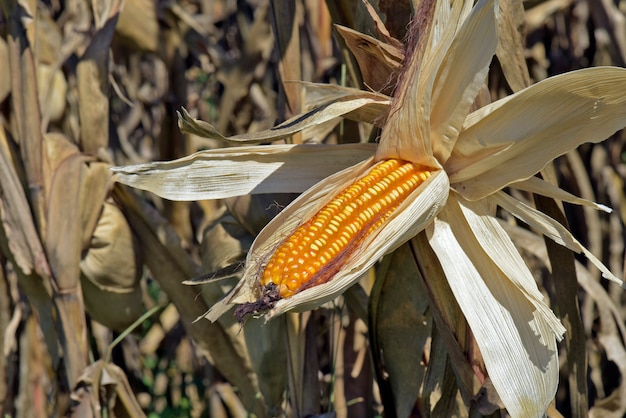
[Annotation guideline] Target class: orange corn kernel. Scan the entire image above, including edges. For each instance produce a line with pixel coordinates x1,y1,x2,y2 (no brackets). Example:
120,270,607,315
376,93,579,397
261,159,432,298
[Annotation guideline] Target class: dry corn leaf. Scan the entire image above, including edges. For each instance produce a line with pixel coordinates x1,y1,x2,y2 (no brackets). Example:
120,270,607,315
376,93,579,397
298,81,386,111
491,191,620,284
534,191,589,416
77,2,121,154
7,0,46,231
112,143,376,200
362,0,404,49
177,89,388,144
37,64,67,123
79,162,112,247
43,132,91,385
80,202,143,331
335,25,403,94
198,213,251,309
0,128,60,368
502,220,626,417
448,68,626,197
70,360,146,418
0,127,50,279
495,0,531,92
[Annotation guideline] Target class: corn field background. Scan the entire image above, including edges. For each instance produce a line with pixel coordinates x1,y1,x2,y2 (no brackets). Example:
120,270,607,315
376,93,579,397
1,0,625,417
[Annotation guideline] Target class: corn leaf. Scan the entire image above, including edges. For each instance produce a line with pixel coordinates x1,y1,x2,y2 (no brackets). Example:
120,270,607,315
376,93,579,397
448,67,626,198
112,143,375,200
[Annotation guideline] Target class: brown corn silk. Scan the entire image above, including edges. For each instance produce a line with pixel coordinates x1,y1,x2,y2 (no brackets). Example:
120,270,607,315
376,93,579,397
261,158,432,298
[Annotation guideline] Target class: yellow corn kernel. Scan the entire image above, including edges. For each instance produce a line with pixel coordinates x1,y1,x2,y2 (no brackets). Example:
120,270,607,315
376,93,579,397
261,159,432,298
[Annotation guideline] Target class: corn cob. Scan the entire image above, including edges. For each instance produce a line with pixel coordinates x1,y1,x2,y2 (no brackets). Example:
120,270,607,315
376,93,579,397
261,159,432,298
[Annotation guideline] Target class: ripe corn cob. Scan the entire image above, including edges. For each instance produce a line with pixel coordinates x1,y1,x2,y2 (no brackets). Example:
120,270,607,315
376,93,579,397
261,159,432,298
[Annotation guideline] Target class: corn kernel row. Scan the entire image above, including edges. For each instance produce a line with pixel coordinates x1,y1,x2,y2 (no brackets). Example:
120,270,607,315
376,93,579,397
261,159,432,297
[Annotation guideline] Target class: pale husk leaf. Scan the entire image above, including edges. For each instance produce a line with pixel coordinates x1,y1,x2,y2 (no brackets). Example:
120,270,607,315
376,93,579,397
335,24,403,94
376,0,494,167
510,176,611,213
112,143,375,200
457,195,565,338
206,165,449,321
491,190,623,285
429,0,497,164
177,89,389,144
427,197,560,418
448,67,626,198
298,81,390,113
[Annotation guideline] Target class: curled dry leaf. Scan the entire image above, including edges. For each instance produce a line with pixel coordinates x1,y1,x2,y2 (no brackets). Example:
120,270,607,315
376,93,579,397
70,360,146,418
335,25,404,94
80,202,144,331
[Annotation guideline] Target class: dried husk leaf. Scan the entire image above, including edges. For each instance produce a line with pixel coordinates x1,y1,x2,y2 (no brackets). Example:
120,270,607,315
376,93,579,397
377,0,497,166
299,81,389,114
427,194,561,418
177,89,389,144
457,197,566,337
491,191,622,285
502,221,626,418
112,143,376,200
510,176,611,213
335,25,403,94
448,67,626,197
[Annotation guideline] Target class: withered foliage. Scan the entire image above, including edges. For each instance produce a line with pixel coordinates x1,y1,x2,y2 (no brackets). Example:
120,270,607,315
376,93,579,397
0,0,624,417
